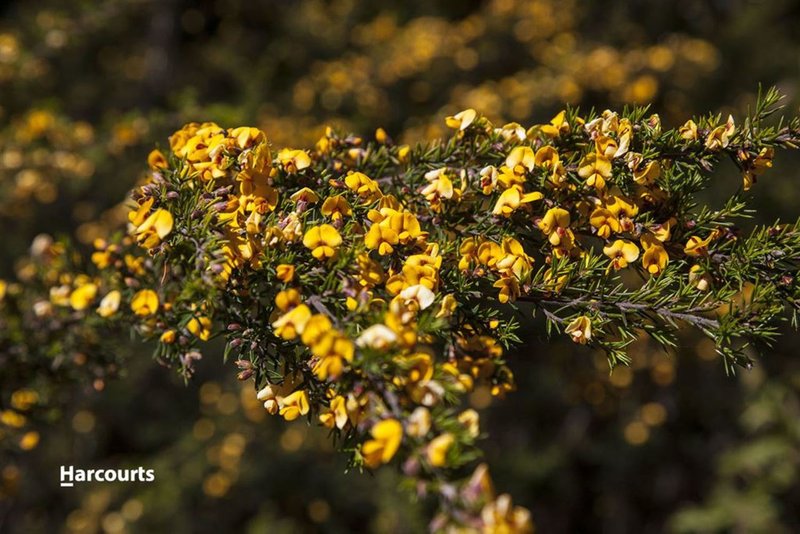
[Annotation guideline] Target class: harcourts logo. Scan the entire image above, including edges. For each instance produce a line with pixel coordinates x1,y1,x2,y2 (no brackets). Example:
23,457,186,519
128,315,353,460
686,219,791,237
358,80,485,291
60,465,155,488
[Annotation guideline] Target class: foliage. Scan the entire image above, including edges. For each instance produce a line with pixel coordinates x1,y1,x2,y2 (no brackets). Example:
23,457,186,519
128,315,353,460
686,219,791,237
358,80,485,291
3,88,800,531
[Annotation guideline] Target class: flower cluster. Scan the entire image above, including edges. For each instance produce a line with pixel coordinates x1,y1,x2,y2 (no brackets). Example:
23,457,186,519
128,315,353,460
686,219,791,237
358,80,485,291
3,89,800,532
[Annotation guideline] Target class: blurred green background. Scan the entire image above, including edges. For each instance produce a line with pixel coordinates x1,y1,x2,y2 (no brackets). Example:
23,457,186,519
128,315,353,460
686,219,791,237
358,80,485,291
1,0,800,532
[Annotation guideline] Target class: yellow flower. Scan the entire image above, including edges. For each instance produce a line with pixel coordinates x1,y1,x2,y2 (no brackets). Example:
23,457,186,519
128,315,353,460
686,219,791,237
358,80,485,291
741,147,775,190
650,218,675,242
279,390,310,421
319,395,348,429
497,122,527,142
604,189,640,219
344,171,382,203
131,289,159,316
69,282,97,311
590,208,621,239
421,168,458,210
534,146,559,168
493,276,520,304
537,110,569,138
91,250,113,269
578,152,612,190
320,195,352,221
356,324,398,350
398,284,436,311
301,313,333,345
367,209,422,247
595,135,619,158
492,188,543,217
633,160,661,185
436,294,458,318
375,127,389,144
407,407,431,438
96,290,121,317
276,264,295,283
289,187,320,205
134,209,174,249
160,330,176,344
679,119,698,140
365,223,399,255
689,265,712,291
362,419,403,468
272,304,312,340
277,148,311,173
538,207,570,237
19,431,40,451
705,115,735,151
312,339,353,380
275,288,301,311
565,316,592,344
303,224,343,260
257,377,297,415
147,149,168,169
187,316,212,341
445,108,477,131
0,409,26,428
603,240,640,270
481,494,534,534
505,146,535,174
128,197,154,227
426,433,455,467
356,253,385,287
0,279,6,302
229,126,267,149
641,234,669,275
538,207,574,249
458,409,480,438
535,146,567,186
495,237,533,281
397,144,411,163
396,353,435,387
684,235,712,257
11,389,39,411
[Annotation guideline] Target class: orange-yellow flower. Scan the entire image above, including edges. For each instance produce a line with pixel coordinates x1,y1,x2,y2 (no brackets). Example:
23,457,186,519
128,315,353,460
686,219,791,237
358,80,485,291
492,188,543,217
505,146,535,174
590,208,621,239
344,172,382,203
289,187,320,205
303,224,342,260
319,395,348,429
362,419,403,468
426,433,455,467
445,108,477,131
279,390,310,421
276,264,295,283
133,208,174,249
537,110,569,138
187,316,212,341
131,289,159,316
96,290,121,318
603,240,640,270
565,316,592,344
684,235,712,257
641,234,669,275
365,224,399,255
69,282,97,311
320,195,352,221
272,304,312,340
277,148,311,172
705,115,735,151
578,152,612,190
